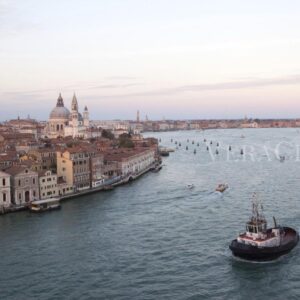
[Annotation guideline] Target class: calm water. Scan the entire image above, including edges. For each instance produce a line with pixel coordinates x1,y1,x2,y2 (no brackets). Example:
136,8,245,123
1,128,300,300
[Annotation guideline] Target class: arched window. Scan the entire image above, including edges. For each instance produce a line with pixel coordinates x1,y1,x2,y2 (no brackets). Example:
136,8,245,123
61,124,63,130
57,124,60,131
2,178,5,186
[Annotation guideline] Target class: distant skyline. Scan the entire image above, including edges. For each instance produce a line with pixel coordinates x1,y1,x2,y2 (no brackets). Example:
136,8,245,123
1,0,300,121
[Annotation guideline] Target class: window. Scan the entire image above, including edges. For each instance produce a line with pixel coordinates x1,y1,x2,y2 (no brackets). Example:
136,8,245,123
18,180,21,186
33,178,36,184
33,191,36,197
18,193,22,200
42,179,45,182
2,178,5,186
3,193,6,202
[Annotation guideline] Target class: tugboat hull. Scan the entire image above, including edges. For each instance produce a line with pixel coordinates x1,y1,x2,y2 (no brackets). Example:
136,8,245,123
229,227,299,261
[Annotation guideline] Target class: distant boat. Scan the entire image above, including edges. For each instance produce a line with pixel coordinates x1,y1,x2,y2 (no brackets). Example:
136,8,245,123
187,184,195,189
152,165,162,173
240,135,245,138
279,155,285,162
194,149,196,154
240,149,244,155
216,183,228,193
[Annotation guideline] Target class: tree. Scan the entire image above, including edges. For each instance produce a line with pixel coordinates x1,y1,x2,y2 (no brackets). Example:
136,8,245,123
101,129,115,140
119,133,134,148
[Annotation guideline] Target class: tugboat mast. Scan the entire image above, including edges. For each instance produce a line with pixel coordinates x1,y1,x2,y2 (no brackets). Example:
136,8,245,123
251,193,266,225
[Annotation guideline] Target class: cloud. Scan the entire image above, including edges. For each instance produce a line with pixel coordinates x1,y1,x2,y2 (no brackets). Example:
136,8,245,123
93,74,300,99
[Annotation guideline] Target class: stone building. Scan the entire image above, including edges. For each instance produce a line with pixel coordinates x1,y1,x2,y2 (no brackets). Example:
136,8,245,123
5,166,39,205
0,171,11,208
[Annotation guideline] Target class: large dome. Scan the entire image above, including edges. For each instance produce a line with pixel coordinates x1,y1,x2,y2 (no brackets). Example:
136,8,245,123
49,93,70,120
49,106,70,120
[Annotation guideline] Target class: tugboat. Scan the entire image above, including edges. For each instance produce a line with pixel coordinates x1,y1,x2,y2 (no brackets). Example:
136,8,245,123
229,194,299,261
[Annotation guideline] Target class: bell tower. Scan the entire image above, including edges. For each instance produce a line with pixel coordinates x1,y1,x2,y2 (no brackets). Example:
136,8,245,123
83,106,89,127
70,93,79,138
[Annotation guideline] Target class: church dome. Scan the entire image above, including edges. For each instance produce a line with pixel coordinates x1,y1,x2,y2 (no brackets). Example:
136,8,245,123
49,93,70,120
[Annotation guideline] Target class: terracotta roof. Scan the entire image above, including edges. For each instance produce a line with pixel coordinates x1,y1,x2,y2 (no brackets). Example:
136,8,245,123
5,165,32,176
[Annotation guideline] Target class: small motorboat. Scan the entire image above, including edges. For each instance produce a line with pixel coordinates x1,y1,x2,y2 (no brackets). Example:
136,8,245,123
216,183,228,193
279,155,285,162
229,194,299,261
103,185,115,191
187,184,195,189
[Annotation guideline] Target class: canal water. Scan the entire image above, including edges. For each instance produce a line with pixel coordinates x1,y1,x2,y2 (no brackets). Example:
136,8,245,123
1,128,300,299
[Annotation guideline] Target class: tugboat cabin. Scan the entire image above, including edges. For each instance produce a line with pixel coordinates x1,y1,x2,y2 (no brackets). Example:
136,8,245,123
237,196,281,247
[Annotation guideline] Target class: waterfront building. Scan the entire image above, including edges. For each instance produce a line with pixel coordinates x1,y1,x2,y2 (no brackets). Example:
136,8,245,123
57,146,100,192
90,152,105,188
0,171,12,208
57,177,74,197
39,170,59,200
104,148,156,177
5,166,39,205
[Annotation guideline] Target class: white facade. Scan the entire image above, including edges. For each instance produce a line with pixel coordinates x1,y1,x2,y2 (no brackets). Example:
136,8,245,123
6,167,39,205
121,149,155,176
0,171,11,208
39,170,59,200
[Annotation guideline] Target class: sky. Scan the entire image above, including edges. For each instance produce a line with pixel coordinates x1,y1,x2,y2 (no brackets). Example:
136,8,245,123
1,0,300,121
